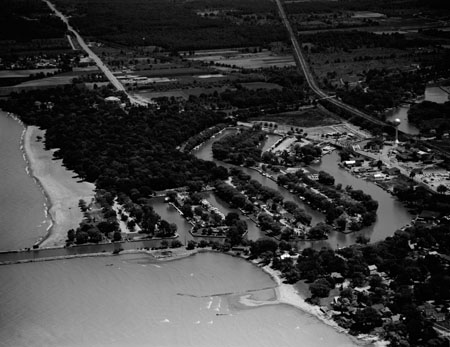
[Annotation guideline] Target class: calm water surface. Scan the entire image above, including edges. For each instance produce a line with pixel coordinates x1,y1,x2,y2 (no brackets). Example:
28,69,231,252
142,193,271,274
193,129,412,249
0,111,50,251
386,86,449,135
0,252,362,347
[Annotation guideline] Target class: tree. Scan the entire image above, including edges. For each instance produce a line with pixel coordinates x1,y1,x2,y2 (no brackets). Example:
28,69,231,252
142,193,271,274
250,238,278,257
336,216,347,231
75,231,89,244
67,229,75,242
310,278,331,298
113,231,122,241
308,223,333,239
186,240,196,250
351,307,382,334
437,184,448,194
171,239,183,248
180,204,193,218
225,212,239,226
318,171,335,186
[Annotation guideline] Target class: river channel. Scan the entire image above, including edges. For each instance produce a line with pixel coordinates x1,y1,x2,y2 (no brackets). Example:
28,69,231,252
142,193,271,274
192,128,412,249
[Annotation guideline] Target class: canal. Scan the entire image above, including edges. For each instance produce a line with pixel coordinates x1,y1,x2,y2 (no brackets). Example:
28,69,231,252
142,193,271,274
193,128,413,249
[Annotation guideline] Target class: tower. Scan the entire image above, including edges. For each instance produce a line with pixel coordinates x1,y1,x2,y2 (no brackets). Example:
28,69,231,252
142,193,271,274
393,118,401,145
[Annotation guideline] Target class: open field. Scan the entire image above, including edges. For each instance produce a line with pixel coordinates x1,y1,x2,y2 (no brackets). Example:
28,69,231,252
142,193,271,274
306,46,418,86
0,69,59,78
241,82,283,90
134,86,231,100
188,51,296,69
249,107,340,128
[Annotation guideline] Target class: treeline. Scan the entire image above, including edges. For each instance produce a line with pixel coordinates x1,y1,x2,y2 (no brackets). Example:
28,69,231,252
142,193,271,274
408,100,450,135
182,124,228,153
221,87,302,109
337,69,426,115
1,0,67,41
394,182,450,214
53,0,287,50
192,67,308,110
212,127,266,165
214,181,254,212
286,0,437,15
0,85,229,197
300,31,434,53
255,222,450,345
278,170,378,229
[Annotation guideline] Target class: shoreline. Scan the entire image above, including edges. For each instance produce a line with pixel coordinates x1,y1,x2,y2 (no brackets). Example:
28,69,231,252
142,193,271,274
258,265,388,346
23,125,95,248
0,241,386,345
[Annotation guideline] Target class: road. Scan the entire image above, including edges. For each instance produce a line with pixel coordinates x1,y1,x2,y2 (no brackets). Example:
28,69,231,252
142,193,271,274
43,0,148,106
274,0,387,127
275,0,450,158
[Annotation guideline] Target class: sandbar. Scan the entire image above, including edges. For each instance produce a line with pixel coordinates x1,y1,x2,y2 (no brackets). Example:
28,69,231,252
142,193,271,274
24,126,95,248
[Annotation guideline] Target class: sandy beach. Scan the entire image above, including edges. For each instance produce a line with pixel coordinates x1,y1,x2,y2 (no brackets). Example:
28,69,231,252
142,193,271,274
255,266,387,346
24,126,95,248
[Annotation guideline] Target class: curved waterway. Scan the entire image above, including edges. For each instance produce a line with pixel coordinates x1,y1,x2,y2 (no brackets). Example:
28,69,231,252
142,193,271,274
386,86,449,135
311,152,412,244
192,130,324,226
0,252,365,347
192,128,412,249
0,111,51,251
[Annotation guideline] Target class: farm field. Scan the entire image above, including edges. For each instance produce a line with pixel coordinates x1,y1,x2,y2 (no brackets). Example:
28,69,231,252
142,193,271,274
188,51,295,69
241,82,283,90
249,107,340,128
134,85,232,100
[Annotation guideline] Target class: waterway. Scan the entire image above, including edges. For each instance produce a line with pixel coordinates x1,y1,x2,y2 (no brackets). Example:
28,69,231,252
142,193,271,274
192,130,324,227
0,111,51,251
0,252,364,347
192,128,412,249
385,86,449,135
311,152,412,245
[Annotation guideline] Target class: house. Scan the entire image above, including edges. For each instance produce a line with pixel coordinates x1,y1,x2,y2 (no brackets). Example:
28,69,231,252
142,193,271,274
391,314,401,323
308,174,319,181
373,173,387,181
418,210,440,222
383,167,401,176
105,96,121,103
343,160,356,167
368,265,378,275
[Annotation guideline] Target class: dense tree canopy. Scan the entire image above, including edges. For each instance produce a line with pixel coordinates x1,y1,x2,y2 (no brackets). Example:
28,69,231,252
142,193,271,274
0,86,228,196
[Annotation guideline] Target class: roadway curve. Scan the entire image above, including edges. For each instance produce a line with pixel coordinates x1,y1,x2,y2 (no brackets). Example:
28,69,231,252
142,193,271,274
275,0,450,157
43,0,148,106
275,0,386,127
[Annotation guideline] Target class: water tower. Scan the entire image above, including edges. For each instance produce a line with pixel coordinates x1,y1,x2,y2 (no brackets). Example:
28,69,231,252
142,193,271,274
393,118,401,145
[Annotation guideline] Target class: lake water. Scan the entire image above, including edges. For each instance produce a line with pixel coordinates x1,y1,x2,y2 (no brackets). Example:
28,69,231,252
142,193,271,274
0,111,51,251
0,252,363,347
385,86,449,135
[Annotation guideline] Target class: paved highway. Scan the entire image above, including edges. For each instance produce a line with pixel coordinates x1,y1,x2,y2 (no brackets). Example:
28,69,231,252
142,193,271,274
275,0,387,127
275,0,450,157
44,0,148,106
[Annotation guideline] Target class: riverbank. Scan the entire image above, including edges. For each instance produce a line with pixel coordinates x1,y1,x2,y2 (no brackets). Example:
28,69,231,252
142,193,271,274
23,126,95,248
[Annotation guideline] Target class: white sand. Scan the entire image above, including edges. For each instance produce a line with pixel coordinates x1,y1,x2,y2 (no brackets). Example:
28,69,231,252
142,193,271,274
24,126,95,248
258,266,388,346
